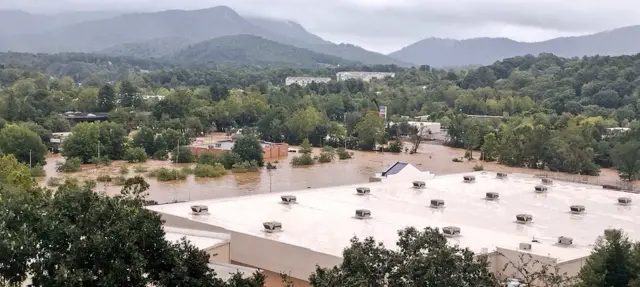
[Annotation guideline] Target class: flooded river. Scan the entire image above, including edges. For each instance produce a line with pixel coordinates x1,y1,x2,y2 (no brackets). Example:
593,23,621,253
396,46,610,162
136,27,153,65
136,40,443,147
40,143,637,203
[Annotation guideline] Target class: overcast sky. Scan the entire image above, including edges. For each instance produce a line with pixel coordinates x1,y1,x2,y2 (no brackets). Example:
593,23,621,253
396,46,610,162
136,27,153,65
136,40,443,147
2,0,640,53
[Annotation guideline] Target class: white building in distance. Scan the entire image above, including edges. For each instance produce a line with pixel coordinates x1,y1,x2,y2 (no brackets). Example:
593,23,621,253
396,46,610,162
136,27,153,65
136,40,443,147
147,164,640,286
285,77,331,86
336,71,396,82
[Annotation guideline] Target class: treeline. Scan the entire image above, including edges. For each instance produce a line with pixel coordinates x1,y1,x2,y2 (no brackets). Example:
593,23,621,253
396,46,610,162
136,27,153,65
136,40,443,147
1,156,639,286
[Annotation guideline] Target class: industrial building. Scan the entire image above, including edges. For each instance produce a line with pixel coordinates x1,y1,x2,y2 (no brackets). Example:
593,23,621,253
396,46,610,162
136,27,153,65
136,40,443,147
336,71,395,82
285,77,332,86
188,140,289,160
147,163,640,286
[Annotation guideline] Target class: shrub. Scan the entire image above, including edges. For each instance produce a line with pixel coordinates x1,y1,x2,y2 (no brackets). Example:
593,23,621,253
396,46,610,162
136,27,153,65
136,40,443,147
291,154,314,166
318,146,335,163
56,157,82,173
152,150,169,161
96,175,112,182
30,164,46,177
266,162,277,170
119,166,129,175
47,177,61,187
90,156,112,166
84,179,97,189
181,166,193,175
198,153,220,165
193,163,227,178
171,147,195,163
452,157,464,162
113,176,127,186
473,164,484,171
232,160,259,173
153,168,188,181
388,140,403,153
124,147,148,163
337,148,352,160
133,165,148,173
300,138,312,154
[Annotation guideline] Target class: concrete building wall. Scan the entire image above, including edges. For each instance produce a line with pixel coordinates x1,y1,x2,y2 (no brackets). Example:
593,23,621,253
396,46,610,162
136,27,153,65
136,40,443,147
188,143,289,160
229,231,342,282
206,243,231,264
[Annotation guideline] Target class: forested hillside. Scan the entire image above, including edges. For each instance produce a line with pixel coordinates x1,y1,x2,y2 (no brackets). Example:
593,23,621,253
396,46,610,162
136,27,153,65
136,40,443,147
1,52,640,180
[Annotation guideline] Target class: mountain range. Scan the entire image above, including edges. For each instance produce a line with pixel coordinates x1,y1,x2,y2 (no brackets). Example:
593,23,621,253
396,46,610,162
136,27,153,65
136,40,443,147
1,6,640,68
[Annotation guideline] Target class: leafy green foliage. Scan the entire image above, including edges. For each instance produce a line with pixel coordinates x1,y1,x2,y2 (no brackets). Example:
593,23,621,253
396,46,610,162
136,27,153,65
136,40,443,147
337,148,353,160
62,122,127,163
291,154,315,166
612,140,640,181
124,147,148,163
193,163,227,178
231,160,260,173
387,140,403,153
30,164,46,177
149,168,188,181
55,157,82,173
171,147,195,163
232,136,265,167
577,229,640,287
0,124,47,165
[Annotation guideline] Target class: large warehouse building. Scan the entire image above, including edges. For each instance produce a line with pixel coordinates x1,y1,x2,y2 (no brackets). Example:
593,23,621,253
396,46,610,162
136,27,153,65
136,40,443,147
147,164,640,286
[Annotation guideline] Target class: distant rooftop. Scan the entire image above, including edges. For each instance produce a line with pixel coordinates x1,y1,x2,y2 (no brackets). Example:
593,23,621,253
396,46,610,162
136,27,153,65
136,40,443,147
147,169,640,263
163,226,229,250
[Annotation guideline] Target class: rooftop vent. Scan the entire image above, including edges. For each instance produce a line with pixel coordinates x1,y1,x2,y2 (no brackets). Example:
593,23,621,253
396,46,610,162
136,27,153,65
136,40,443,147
263,221,282,233
519,242,532,251
618,197,632,205
516,214,533,224
497,172,508,179
570,205,585,214
442,226,461,236
280,195,297,204
463,175,476,183
430,199,445,208
604,228,619,237
534,185,548,193
356,187,371,195
413,181,426,188
191,205,209,214
542,178,553,185
485,192,499,200
557,236,573,246
355,209,371,219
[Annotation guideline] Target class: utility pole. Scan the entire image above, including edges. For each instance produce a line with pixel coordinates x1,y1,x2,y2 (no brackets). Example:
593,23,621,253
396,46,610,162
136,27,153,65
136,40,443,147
268,169,273,193
29,150,32,168
97,142,101,159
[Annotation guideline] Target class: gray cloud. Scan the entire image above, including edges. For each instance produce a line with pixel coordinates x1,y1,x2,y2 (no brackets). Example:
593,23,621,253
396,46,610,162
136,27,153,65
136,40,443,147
2,0,640,53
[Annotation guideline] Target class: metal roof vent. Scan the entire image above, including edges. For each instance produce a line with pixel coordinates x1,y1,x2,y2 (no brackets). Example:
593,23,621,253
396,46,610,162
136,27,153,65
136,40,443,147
280,195,297,204
442,226,461,237
541,178,553,185
516,214,533,224
497,172,508,179
485,192,499,200
463,175,476,183
557,236,573,246
355,209,371,219
190,205,209,214
618,197,632,205
262,221,282,233
534,185,548,193
604,229,619,237
519,243,532,251
570,205,585,214
356,187,371,195
430,199,445,208
413,181,426,188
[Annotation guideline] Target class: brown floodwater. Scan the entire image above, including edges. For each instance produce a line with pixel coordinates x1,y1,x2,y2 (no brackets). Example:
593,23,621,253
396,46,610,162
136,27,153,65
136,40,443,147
40,142,638,203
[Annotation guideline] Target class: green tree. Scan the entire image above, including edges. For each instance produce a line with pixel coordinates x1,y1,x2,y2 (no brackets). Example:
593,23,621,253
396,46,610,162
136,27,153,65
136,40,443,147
577,229,640,287
118,81,142,108
0,124,47,165
0,154,35,189
132,127,158,156
97,84,116,112
287,106,326,142
612,140,640,181
232,136,264,167
300,138,313,154
171,146,195,163
481,132,498,161
97,122,127,160
124,147,148,163
309,227,498,287
354,111,385,150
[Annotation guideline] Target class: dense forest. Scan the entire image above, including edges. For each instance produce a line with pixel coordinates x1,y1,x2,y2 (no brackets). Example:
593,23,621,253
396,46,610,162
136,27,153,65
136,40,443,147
1,52,640,180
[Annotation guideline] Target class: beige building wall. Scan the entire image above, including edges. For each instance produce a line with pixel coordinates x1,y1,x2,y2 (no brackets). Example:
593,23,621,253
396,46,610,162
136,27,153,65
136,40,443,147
206,243,231,264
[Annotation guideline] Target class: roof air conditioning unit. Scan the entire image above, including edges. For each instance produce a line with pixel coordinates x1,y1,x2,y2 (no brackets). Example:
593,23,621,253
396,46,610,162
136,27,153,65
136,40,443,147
557,236,573,246
191,205,209,214
281,195,297,204
442,226,461,237
463,175,476,183
542,178,553,185
570,205,585,214
413,181,426,188
263,221,282,233
618,197,632,205
604,228,619,237
356,187,371,195
519,242,532,251
485,192,499,200
516,214,533,224
534,185,548,193
497,172,508,179
430,199,445,208
355,209,371,219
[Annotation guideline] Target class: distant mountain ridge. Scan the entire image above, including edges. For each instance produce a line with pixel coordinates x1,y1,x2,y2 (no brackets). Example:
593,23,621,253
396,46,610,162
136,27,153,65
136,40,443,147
389,26,640,67
0,6,406,66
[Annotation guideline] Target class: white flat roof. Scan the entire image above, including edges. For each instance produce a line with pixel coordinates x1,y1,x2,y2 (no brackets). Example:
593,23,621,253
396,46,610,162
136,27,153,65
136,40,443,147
208,262,257,281
148,171,640,263
163,226,229,250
